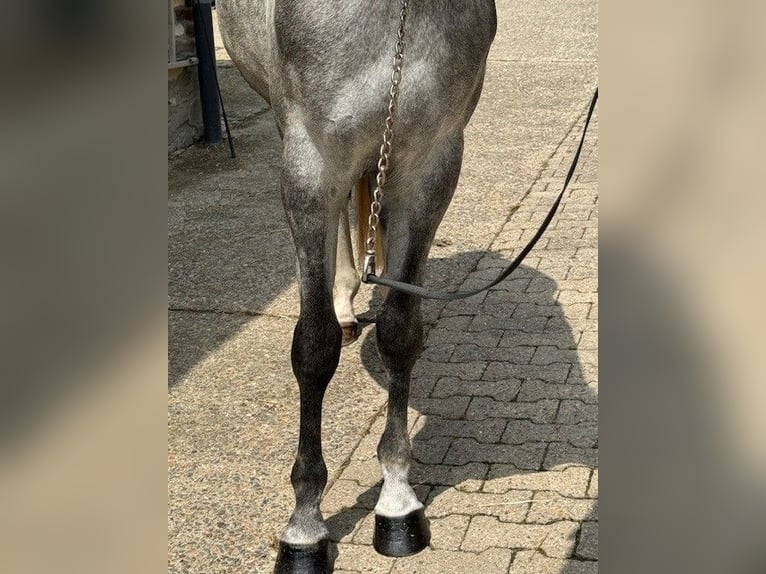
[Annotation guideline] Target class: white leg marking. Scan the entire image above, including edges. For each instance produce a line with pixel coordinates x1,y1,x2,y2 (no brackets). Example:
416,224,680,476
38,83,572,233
374,464,423,518
282,509,329,545
333,199,360,327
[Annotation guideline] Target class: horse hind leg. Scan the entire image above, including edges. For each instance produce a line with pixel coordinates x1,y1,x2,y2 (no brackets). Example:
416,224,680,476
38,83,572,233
373,130,465,556
274,126,343,574
333,176,387,346
333,185,361,346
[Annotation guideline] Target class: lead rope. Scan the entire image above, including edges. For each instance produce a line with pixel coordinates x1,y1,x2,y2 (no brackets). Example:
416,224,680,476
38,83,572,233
362,0,409,282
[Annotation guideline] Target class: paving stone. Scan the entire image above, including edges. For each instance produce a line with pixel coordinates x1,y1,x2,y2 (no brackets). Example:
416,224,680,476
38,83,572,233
557,289,597,305
566,264,597,280
467,313,520,332
433,315,473,331
350,419,386,462
444,439,546,469
420,344,455,363
441,293,489,317
411,396,471,419
412,436,453,465
390,547,512,574
516,379,596,403
543,315,574,334
427,514,471,550
482,362,571,384
450,343,535,364
512,302,561,319
480,291,533,319
351,512,376,545
559,277,598,294
476,254,526,272
414,416,507,443
466,397,559,423
431,376,521,402
587,469,598,498
340,458,383,487
410,462,488,491
462,516,578,557
539,520,581,558
526,491,597,524
332,542,395,573
567,361,597,386
557,400,598,424
525,275,561,294
410,376,439,398
321,480,378,514
428,488,533,522
560,303,592,324
483,466,591,498
502,420,597,448
328,507,369,543
542,442,598,470
530,345,580,365
575,521,598,560
509,550,598,574
412,360,486,380
498,331,575,349
428,328,504,348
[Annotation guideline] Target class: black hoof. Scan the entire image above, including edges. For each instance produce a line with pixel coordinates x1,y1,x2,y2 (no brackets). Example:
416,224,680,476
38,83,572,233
373,508,431,557
340,321,361,346
274,540,329,574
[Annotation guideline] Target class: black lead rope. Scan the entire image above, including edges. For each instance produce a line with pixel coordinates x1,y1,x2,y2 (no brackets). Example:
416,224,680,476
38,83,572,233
364,87,598,301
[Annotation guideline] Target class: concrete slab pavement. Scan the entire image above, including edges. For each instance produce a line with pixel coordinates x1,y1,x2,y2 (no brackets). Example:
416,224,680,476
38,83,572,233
170,1,597,572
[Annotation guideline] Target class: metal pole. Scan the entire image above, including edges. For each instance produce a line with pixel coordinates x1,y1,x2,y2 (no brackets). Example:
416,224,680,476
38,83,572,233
191,0,221,144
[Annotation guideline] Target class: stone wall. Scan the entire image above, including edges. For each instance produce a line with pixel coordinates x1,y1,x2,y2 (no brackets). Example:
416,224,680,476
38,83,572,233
168,0,202,153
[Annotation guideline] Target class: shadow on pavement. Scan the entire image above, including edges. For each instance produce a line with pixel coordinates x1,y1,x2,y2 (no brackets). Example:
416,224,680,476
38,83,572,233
326,258,598,569
168,67,287,389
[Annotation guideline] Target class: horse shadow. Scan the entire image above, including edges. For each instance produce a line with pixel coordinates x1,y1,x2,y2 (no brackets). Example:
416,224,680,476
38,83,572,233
325,256,598,568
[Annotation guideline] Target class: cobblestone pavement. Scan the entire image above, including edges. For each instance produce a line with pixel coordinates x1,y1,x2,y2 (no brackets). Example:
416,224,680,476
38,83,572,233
170,1,597,573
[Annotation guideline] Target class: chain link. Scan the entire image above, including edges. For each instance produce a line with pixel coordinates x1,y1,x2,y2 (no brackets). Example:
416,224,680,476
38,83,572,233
365,0,409,260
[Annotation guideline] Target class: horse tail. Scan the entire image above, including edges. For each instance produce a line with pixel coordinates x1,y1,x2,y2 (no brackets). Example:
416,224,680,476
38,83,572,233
355,176,385,275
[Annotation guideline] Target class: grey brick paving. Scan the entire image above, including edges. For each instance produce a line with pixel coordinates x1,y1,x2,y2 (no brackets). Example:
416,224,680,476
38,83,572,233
169,1,597,572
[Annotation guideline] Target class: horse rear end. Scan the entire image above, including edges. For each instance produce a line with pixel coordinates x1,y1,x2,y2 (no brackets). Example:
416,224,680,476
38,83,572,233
217,2,496,571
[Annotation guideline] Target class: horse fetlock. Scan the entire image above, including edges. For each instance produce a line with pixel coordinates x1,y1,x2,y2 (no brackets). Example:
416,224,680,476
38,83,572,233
375,464,422,518
290,457,328,497
282,507,329,546
377,427,411,465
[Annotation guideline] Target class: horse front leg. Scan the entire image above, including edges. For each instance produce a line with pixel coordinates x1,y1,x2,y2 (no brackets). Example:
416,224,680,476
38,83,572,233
372,131,465,556
275,128,342,574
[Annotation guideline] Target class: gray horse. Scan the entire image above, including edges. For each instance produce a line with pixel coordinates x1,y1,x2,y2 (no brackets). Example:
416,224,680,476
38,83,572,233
217,1,496,571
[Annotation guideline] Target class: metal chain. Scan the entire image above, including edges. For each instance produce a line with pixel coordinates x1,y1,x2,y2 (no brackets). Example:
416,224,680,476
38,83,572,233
363,0,409,279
